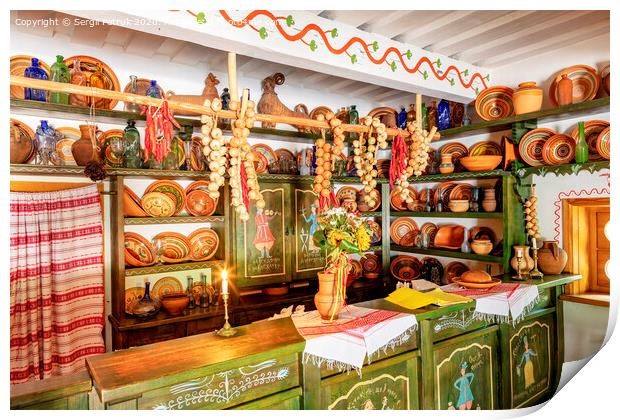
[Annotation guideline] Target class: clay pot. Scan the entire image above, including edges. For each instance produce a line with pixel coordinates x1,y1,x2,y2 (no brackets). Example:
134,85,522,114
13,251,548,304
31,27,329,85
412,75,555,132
513,82,543,115
557,74,573,106
439,154,455,174
314,271,344,321
471,239,493,255
72,125,102,166
538,240,568,275
160,292,190,316
482,188,497,212
510,245,535,274
448,200,469,213
10,132,33,164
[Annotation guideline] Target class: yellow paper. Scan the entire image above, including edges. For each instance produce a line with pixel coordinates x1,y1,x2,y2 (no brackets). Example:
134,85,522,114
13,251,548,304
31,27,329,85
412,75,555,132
386,287,437,310
425,288,472,306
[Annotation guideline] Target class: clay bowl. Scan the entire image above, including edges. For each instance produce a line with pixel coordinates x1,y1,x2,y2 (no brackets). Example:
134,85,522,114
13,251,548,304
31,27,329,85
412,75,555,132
471,239,493,255
474,86,515,121
448,200,469,213
434,225,465,250
459,156,502,172
160,292,190,316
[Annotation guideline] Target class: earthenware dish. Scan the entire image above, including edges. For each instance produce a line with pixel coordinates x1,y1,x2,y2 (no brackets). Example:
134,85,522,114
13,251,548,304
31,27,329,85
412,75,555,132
549,65,599,106
475,86,515,121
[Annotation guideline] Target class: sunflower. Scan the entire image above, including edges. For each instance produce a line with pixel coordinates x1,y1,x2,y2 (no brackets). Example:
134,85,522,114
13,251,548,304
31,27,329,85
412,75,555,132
355,226,371,251
328,230,347,247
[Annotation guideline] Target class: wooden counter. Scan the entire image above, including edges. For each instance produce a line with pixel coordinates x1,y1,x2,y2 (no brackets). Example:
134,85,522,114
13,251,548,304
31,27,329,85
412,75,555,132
12,274,580,410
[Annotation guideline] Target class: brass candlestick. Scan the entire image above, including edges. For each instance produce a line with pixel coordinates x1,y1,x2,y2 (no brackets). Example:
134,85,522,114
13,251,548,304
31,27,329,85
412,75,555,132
512,254,526,280
529,238,544,279
216,292,237,337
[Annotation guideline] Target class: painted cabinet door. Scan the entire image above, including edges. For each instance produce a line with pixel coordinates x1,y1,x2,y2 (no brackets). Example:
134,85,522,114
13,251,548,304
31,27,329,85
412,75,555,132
505,313,556,408
236,183,290,287
291,184,324,280
433,327,499,410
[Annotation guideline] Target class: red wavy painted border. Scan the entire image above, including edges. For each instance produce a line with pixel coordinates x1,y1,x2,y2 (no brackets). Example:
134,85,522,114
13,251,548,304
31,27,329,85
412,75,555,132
552,185,610,241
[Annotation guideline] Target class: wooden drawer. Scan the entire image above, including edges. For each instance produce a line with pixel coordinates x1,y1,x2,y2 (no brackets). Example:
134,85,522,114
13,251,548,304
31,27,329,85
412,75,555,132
123,323,186,348
186,316,222,336
137,352,300,410
230,387,302,410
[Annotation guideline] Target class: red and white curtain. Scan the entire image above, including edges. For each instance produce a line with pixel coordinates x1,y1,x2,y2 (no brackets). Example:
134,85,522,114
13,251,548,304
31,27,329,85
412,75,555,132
10,184,105,384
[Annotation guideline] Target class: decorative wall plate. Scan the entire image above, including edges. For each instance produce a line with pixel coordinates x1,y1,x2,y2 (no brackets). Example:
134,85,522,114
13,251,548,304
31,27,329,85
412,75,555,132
187,228,219,261
99,129,125,167
469,141,502,156
185,180,210,194
440,142,469,160
146,180,186,215
10,55,50,99
549,65,600,106
152,276,183,299
519,128,556,167
444,261,468,284
360,253,382,279
600,64,610,96
368,106,399,128
475,86,515,121
141,192,176,217
64,55,121,109
596,126,610,160
190,137,206,171
390,187,417,211
124,232,155,265
399,229,420,247
449,184,473,201
436,182,457,209
367,220,382,246
347,259,363,286
309,105,333,120
275,148,295,161
124,287,145,312
341,199,357,213
251,143,277,164
124,187,148,217
153,232,191,263
419,188,437,208
570,120,610,162
390,255,422,282
336,186,358,203
185,189,217,216
390,217,419,245
253,152,269,174
54,127,80,165
10,118,35,164
541,134,576,165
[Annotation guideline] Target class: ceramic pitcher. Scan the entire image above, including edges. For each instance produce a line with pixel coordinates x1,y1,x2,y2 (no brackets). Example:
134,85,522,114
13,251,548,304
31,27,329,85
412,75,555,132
537,241,568,274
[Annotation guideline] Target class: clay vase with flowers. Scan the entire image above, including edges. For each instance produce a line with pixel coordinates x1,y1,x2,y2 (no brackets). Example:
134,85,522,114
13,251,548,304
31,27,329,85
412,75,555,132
312,208,372,321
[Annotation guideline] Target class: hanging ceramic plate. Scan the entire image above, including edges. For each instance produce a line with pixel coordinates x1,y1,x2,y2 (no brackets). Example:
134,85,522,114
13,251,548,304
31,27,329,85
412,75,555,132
390,217,419,245
390,255,422,282
146,180,186,215
570,120,610,162
275,148,295,161
419,188,437,209
541,134,576,165
152,276,183,299
449,184,473,201
444,261,469,285
251,143,277,165
185,189,218,216
63,55,121,109
187,228,219,261
185,180,210,193
153,232,191,263
436,182,457,209
367,220,382,246
596,126,610,160
469,141,502,156
190,137,206,171
253,152,269,174
124,232,155,266
421,257,444,285
122,78,164,102
336,186,358,203
475,86,515,121
10,55,51,99
549,65,600,106
519,128,556,167
9,118,35,164
390,187,417,211
141,192,176,217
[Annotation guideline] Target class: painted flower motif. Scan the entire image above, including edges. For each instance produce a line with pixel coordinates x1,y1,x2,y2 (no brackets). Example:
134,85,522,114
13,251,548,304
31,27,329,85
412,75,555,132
286,15,295,27
196,12,207,24
259,27,268,39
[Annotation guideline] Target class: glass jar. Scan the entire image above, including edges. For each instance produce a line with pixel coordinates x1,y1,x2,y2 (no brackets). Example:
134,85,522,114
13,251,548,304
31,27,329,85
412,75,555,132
24,57,48,102
35,120,61,165
123,120,142,168
49,55,70,104
161,135,182,170
69,58,88,107
124,75,142,113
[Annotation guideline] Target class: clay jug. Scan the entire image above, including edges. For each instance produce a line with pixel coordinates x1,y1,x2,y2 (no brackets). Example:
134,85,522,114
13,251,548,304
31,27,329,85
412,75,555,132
439,154,455,174
510,245,535,274
538,240,568,274
314,271,344,321
72,125,102,166
557,74,573,106
482,188,497,212
513,82,543,114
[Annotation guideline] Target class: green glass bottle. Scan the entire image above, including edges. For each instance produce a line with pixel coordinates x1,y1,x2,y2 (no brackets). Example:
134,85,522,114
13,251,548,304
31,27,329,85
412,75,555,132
49,55,70,104
349,105,359,141
421,103,428,131
123,120,142,168
162,133,181,170
575,121,589,163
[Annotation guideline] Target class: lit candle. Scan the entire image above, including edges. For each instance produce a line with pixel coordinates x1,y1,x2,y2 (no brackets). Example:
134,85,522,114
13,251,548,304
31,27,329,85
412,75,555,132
221,270,228,295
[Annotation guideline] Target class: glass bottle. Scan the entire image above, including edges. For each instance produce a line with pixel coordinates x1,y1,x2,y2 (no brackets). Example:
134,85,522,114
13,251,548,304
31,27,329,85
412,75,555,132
89,62,110,108
575,121,589,163
421,103,428,131
123,120,142,168
435,188,443,213
461,228,471,253
24,57,48,101
348,105,359,141
470,187,480,212
129,280,161,318
406,103,416,125
425,188,434,212
462,104,472,126
186,276,196,309
180,125,194,170
69,58,88,107
427,101,438,129
146,80,161,98
35,120,60,165
162,133,181,170
124,75,141,113
437,99,451,131
398,106,407,129
199,273,210,308
49,55,70,104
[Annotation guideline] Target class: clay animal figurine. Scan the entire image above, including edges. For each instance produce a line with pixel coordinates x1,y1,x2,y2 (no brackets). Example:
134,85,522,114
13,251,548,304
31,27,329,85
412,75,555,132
257,72,310,132
165,73,220,116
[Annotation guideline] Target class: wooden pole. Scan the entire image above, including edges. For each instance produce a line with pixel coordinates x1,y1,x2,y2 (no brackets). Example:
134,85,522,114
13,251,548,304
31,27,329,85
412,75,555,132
10,75,440,140
415,93,423,131
227,52,238,103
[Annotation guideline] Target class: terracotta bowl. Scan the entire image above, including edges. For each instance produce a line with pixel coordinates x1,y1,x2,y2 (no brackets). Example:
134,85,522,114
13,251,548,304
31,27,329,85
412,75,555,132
434,225,465,250
471,239,493,255
474,86,515,121
459,156,502,172
160,292,190,316
448,200,469,213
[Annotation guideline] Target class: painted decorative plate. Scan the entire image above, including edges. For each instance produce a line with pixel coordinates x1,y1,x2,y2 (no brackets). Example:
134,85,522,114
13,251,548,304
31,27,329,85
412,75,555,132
185,189,217,217
10,55,50,99
63,55,121,109
187,228,219,261
357,188,381,212
444,261,469,285
347,259,363,286
275,148,295,161
390,217,419,245
469,141,502,156
367,220,382,246
420,222,438,247
519,128,556,167
99,129,125,167
475,86,515,121
360,253,382,278
570,120,610,162
336,186,359,203
124,232,155,265
152,276,183,299
190,137,206,171
141,192,176,217
541,134,576,165
600,64,610,96
596,126,610,160
449,183,473,201
436,182,457,209
440,142,468,171
390,187,418,211
146,180,186,215
9,118,35,164
251,143,278,165
549,65,600,106
153,232,191,263
341,199,357,213
399,229,420,247
124,287,145,312
185,180,210,194
309,105,333,120
390,255,422,282
421,257,444,286
419,188,437,208
124,187,148,217
54,127,80,166
253,152,269,174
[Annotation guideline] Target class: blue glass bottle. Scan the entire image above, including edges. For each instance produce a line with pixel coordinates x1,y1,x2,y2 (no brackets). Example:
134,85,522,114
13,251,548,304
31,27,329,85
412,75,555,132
437,99,451,131
146,80,161,98
24,57,48,101
398,106,407,129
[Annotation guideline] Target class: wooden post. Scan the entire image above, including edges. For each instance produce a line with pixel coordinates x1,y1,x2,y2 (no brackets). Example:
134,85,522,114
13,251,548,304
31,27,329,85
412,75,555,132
416,93,423,131
228,52,238,103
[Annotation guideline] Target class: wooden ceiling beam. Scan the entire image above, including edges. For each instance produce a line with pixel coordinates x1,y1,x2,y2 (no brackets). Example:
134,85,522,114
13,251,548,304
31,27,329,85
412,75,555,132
395,11,476,44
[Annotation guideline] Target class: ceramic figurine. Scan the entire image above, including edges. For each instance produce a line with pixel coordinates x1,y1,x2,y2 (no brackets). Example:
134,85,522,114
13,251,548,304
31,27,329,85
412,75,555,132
257,72,310,132
165,73,221,116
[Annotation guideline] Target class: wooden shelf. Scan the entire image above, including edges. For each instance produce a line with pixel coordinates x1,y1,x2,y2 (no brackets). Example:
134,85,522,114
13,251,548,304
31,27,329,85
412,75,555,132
438,97,610,140
406,169,508,183
125,260,224,276
124,215,225,225
361,211,382,217
391,211,503,219
391,245,503,262
110,306,225,331
513,160,609,178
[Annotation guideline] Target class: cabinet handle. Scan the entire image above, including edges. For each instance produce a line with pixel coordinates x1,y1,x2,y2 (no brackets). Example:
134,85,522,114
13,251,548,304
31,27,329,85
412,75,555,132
285,227,289,236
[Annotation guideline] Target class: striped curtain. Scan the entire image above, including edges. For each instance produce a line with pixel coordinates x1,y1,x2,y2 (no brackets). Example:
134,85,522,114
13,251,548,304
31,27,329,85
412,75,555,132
10,184,105,384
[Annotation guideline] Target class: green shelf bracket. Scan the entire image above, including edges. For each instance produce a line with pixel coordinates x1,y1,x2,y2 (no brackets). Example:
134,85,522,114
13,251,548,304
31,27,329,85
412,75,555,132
511,120,537,144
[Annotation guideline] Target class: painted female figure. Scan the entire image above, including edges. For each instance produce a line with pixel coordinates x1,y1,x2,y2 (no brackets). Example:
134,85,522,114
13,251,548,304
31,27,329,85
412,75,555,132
454,362,475,410
302,201,319,250
517,335,537,388
253,207,276,258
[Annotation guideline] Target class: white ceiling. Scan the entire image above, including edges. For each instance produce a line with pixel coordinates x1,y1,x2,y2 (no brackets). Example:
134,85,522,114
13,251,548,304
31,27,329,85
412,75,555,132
11,10,610,105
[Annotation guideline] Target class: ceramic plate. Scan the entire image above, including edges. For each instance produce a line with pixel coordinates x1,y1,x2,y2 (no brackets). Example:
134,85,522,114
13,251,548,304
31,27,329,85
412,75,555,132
336,186,358,203
549,65,599,106
368,106,399,128
64,55,121,109
390,187,418,211
124,187,147,217
185,180,210,194
124,287,145,312
10,55,50,99
390,255,422,282
570,120,610,162
187,228,219,261
347,259,363,285
519,128,556,167
421,257,444,286
341,199,357,213
357,188,381,212
449,183,473,201
141,192,176,217
444,262,469,285
190,137,206,171
54,127,80,165
542,134,576,165
469,226,497,246
10,118,35,164
253,152,269,174
367,220,382,246
275,148,295,161
469,141,502,156
251,143,278,165
146,180,186,215
390,217,419,245
153,232,191,263
152,276,183,299
440,142,468,171
185,189,217,216
475,86,515,121
99,129,125,167
596,126,610,160
420,222,438,247
436,182,457,209
600,64,610,96
419,188,437,209
124,232,155,265
360,253,381,277
123,78,164,101
399,229,420,247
